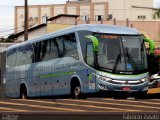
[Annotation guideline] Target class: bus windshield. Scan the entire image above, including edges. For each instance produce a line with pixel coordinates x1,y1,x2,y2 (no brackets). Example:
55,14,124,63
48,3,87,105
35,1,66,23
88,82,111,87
78,31,148,75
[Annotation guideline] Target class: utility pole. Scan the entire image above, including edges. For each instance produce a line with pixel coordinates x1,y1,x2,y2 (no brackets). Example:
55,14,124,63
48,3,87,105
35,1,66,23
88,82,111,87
24,0,28,41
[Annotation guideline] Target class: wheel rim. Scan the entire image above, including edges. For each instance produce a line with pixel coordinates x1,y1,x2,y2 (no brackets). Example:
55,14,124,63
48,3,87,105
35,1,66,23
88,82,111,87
21,93,26,99
21,90,27,99
74,87,80,98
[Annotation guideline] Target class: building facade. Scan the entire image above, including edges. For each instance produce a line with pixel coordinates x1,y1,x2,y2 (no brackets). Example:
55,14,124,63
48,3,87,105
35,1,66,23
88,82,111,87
11,14,78,42
15,0,156,33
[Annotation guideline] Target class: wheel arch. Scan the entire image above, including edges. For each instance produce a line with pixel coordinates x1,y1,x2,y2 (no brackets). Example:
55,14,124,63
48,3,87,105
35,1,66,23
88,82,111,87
70,75,83,91
20,82,28,97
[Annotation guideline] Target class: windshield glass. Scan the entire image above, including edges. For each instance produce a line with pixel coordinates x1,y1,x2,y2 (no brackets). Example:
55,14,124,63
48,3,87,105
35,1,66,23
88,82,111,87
78,31,148,75
122,36,147,72
96,34,125,72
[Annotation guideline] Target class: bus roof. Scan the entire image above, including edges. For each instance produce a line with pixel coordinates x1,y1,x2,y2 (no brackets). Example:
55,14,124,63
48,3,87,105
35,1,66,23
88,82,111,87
7,24,140,50
75,24,140,35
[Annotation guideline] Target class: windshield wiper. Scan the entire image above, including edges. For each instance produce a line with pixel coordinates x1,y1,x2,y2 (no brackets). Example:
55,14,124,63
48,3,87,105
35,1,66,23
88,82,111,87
125,47,138,72
112,53,121,73
112,47,122,73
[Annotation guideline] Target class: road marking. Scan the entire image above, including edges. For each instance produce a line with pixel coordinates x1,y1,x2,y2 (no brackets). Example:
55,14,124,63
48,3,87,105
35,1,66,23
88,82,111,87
82,110,157,113
0,107,29,112
102,98,160,105
61,99,160,111
22,110,125,113
0,101,86,112
13,99,142,112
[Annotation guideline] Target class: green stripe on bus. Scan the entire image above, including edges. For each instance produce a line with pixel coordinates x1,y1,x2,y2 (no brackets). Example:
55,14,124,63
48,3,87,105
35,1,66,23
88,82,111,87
40,72,74,78
88,74,92,80
96,70,149,77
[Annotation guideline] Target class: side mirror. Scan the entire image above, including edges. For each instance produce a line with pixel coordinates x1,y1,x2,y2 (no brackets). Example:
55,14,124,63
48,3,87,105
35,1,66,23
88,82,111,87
143,37,155,54
85,35,99,52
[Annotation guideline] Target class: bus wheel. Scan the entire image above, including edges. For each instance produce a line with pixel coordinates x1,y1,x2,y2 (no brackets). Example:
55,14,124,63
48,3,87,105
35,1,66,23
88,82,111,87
74,86,81,98
71,85,87,99
71,79,86,99
20,85,27,99
71,84,81,99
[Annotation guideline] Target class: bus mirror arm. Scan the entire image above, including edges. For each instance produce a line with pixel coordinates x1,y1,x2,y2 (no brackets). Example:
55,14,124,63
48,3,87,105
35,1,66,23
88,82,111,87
86,42,98,68
143,37,155,54
85,35,99,68
85,35,99,52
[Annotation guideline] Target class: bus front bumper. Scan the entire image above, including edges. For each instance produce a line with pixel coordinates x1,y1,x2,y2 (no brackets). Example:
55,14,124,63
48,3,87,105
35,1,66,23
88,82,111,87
97,80,149,93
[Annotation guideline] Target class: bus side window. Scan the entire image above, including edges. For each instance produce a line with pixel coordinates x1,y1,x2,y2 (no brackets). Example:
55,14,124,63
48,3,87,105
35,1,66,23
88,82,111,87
32,33,79,62
17,44,34,66
55,37,66,58
40,40,49,61
64,33,79,60
33,42,41,62
33,39,59,62
53,33,79,60
50,39,59,60
86,43,94,66
42,39,57,61
6,48,17,67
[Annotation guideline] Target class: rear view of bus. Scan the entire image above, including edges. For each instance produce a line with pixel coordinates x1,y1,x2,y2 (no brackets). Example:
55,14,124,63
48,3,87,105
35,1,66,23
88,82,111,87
78,24,149,98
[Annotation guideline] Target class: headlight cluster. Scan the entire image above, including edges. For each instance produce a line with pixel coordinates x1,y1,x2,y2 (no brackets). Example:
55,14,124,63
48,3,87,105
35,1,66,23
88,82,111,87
98,76,112,82
140,77,149,83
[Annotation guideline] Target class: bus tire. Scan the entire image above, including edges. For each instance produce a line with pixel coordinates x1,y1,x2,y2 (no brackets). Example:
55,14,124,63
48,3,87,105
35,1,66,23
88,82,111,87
71,79,86,99
20,84,27,99
72,85,81,99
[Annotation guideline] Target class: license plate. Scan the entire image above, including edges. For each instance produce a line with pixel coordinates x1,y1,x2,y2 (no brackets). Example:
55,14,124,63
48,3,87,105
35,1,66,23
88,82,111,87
122,87,131,91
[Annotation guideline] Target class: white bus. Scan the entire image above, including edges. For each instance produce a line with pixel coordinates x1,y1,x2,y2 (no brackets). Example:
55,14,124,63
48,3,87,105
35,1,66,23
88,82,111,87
5,24,149,99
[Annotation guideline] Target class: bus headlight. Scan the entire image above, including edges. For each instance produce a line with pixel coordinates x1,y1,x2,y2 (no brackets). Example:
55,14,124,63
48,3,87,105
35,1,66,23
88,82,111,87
98,76,112,82
140,77,149,83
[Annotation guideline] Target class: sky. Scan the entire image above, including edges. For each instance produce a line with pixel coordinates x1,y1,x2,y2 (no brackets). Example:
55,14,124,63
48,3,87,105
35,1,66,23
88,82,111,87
0,0,66,37
0,0,160,37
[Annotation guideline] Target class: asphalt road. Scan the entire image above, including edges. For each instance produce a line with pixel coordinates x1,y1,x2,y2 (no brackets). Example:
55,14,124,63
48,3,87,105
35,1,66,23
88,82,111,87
0,96,160,120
